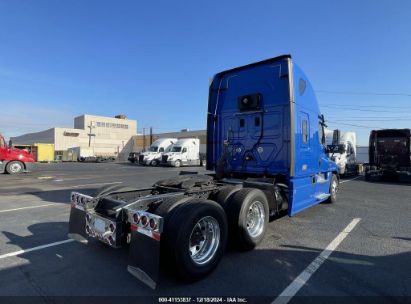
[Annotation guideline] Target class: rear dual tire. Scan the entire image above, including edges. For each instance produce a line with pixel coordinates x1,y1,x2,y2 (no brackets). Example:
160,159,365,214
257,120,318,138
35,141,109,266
161,199,227,282
225,188,269,251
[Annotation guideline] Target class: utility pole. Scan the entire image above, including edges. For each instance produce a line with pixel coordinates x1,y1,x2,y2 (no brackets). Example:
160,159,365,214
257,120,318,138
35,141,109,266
88,121,96,147
142,128,146,152
150,127,153,146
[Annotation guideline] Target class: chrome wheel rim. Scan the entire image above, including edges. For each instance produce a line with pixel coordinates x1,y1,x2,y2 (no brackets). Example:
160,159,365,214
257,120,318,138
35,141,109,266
10,163,22,173
189,216,220,265
246,201,265,238
331,179,338,197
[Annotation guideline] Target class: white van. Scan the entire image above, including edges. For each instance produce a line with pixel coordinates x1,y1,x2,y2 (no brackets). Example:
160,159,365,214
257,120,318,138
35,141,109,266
138,138,177,166
161,138,205,167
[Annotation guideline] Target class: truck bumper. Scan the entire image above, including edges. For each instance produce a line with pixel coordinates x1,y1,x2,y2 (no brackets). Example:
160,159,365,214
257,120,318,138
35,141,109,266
24,162,36,172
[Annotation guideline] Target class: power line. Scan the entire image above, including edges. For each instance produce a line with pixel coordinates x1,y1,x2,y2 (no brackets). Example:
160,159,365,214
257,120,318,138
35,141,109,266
319,103,411,109
316,90,411,97
321,105,409,113
331,118,411,122
326,121,381,129
326,115,411,119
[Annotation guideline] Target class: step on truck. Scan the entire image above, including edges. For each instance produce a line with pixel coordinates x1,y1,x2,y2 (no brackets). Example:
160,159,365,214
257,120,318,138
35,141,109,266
0,133,35,174
138,138,177,166
365,128,411,182
161,138,206,167
68,55,339,289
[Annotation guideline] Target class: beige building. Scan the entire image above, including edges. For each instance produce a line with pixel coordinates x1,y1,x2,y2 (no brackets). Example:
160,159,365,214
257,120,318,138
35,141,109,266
11,114,137,160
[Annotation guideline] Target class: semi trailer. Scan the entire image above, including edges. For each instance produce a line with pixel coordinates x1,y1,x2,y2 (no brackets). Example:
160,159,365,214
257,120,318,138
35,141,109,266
0,133,35,174
68,55,339,289
365,128,411,181
138,138,177,166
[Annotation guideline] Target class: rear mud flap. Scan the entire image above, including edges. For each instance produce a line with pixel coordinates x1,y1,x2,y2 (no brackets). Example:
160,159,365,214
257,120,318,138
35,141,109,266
68,205,88,243
127,225,161,289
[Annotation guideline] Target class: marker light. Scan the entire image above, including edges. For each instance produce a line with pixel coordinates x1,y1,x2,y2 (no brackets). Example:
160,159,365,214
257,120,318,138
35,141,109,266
149,218,157,230
141,216,148,227
133,213,140,223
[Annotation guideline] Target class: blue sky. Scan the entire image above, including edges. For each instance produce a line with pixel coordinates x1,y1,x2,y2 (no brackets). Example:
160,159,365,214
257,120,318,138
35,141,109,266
0,0,410,145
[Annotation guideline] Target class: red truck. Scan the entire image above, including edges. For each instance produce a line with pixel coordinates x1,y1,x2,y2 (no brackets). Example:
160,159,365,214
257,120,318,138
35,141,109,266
0,134,35,174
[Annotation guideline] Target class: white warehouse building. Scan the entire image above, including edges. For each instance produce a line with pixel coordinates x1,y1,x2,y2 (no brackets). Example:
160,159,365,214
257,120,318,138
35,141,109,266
11,114,137,160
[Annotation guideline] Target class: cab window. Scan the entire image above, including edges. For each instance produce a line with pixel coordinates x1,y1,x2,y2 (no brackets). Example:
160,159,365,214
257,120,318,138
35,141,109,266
302,119,308,144
159,147,164,152
182,147,187,153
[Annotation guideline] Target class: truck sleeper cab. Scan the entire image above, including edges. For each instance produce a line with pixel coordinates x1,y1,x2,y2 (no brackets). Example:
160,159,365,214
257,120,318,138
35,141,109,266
138,138,177,166
365,128,411,182
67,55,338,289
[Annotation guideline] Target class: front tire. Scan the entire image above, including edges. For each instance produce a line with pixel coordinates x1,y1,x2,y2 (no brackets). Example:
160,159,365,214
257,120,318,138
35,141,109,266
151,160,159,166
6,161,24,174
225,188,269,251
326,174,338,203
161,199,227,281
174,160,181,168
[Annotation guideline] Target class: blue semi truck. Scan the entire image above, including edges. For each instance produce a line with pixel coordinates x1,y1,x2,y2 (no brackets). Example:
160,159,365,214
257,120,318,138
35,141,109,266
68,55,339,289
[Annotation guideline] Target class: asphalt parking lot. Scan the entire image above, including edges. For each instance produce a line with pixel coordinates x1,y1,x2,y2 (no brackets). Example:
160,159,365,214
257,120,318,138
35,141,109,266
0,162,410,303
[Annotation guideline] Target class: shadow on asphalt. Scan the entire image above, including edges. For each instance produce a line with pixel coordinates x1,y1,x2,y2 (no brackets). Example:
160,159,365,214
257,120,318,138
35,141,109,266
358,178,411,187
27,188,98,204
1,221,410,300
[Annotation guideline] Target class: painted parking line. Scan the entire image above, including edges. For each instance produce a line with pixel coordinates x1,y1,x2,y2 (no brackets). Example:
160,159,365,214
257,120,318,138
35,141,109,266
0,239,74,260
272,218,361,304
340,176,362,184
0,203,60,213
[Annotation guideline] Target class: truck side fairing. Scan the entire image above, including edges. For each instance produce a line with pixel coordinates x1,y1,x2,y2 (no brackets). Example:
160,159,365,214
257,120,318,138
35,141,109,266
289,63,337,215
